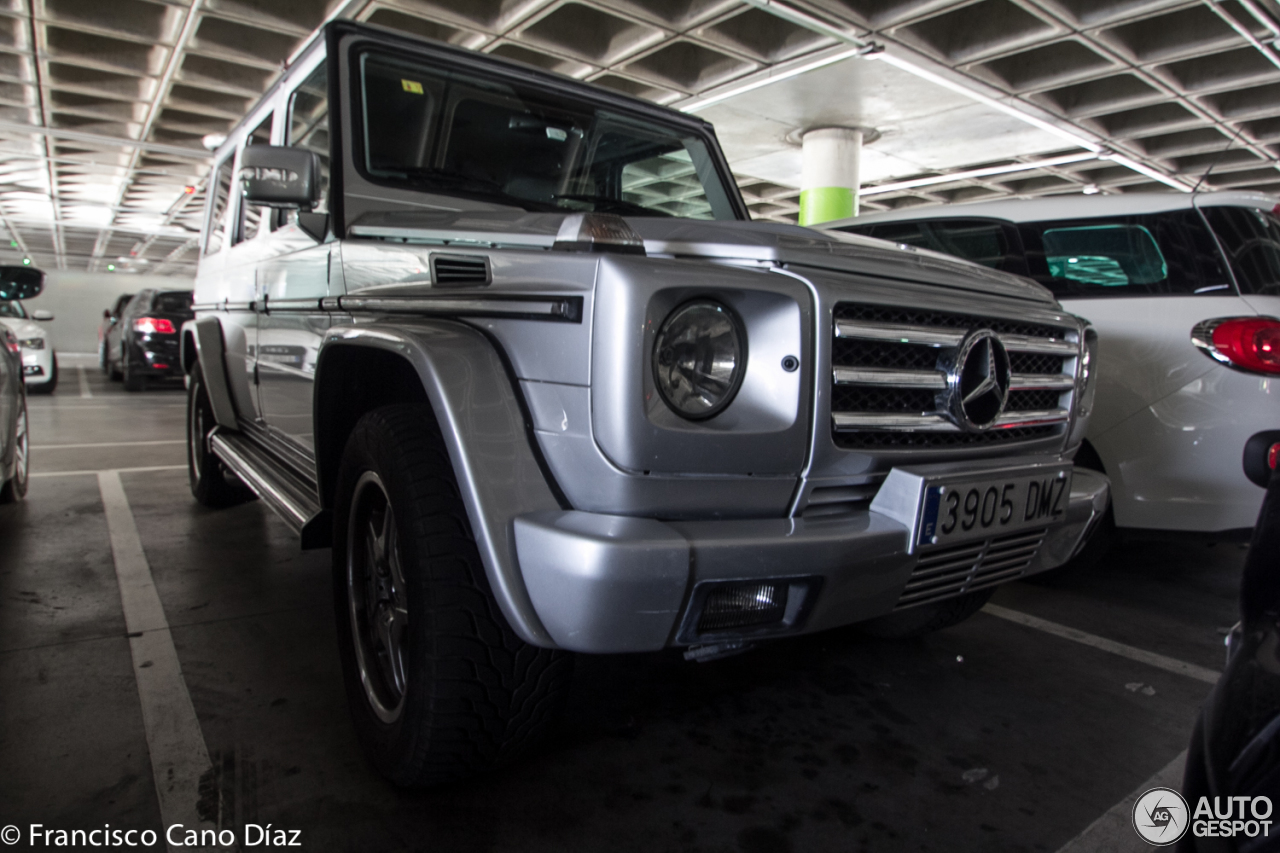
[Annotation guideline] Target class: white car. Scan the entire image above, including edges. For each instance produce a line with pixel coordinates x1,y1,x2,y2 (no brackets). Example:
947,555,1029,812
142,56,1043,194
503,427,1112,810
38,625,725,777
827,192,1279,539
0,300,56,394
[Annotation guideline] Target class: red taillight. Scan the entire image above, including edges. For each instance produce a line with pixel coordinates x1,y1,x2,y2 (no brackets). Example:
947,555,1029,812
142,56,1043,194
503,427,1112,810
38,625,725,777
1270,443,1280,471
1193,317,1280,375
134,317,176,335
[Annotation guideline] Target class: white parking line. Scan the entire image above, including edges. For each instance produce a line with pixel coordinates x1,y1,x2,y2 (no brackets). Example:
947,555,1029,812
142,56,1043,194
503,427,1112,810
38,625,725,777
32,465,186,478
31,439,185,450
983,604,1221,684
1055,750,1187,853
77,365,92,398
97,471,214,849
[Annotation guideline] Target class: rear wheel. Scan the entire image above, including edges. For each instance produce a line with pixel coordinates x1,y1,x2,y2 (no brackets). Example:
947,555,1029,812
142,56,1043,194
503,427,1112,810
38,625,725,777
0,397,29,504
123,350,144,392
858,587,994,639
186,366,252,508
333,404,572,786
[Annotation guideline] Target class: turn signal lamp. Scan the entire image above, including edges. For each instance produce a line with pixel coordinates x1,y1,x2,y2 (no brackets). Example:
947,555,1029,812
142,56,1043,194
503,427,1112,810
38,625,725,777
552,212,645,255
134,317,176,335
1192,317,1280,375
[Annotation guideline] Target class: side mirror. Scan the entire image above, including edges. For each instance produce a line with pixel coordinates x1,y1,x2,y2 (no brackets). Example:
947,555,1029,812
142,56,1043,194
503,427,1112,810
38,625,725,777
240,145,320,210
103,309,112,320
0,266,43,300
32,309,53,321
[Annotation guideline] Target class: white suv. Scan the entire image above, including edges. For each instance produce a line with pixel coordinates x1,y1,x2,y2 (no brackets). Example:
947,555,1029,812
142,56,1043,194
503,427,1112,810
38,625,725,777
828,192,1280,538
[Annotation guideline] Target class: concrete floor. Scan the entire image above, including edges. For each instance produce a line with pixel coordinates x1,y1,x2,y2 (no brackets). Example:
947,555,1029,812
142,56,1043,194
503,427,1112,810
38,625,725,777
0,359,1244,853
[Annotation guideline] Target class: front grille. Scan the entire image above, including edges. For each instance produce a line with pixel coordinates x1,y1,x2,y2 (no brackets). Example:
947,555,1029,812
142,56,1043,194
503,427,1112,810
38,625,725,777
830,303,1077,449
895,527,1048,609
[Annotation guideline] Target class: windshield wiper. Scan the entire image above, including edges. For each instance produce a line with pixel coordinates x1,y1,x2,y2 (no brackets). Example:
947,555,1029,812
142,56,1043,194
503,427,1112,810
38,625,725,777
552,193,669,217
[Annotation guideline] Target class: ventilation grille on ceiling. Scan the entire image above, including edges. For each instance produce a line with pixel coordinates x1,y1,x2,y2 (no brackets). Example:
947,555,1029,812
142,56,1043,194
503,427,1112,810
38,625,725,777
430,253,491,287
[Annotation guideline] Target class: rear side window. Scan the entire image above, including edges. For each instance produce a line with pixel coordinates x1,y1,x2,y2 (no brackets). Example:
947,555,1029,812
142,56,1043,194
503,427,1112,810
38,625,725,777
151,291,193,314
1202,206,1280,296
852,219,1029,276
1018,211,1231,298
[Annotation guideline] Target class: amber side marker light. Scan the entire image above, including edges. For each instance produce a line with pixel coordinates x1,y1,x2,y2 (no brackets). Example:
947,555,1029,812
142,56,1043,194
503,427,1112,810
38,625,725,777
1192,316,1280,375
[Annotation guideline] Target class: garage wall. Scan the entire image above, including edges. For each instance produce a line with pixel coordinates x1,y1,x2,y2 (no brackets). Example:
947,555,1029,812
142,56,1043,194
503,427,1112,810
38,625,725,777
23,271,196,356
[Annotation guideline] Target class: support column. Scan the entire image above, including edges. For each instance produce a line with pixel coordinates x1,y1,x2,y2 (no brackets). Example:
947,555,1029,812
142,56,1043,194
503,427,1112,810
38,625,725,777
799,127,862,226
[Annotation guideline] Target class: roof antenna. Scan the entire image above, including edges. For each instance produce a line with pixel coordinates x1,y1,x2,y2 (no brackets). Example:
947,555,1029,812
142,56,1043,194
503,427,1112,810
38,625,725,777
1192,124,1250,193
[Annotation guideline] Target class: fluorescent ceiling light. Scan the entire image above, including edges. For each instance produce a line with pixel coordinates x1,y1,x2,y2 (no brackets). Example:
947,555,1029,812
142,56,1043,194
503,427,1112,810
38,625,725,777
860,152,1100,196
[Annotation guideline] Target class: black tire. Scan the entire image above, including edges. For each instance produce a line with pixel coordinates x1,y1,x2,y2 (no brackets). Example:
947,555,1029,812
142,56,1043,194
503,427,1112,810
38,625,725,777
28,354,57,395
109,345,122,382
333,404,573,787
858,587,995,639
186,367,253,508
0,395,28,504
99,340,108,373
123,351,144,392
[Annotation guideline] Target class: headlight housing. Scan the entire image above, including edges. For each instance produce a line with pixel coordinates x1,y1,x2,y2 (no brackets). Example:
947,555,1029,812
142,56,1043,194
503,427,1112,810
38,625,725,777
19,337,44,350
652,299,746,420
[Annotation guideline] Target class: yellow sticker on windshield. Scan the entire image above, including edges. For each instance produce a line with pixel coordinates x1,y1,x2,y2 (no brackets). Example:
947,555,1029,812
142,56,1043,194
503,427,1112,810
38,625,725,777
401,79,424,94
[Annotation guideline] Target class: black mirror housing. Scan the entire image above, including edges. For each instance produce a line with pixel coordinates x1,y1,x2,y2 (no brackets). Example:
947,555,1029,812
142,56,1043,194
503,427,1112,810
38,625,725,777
0,266,44,300
240,146,320,209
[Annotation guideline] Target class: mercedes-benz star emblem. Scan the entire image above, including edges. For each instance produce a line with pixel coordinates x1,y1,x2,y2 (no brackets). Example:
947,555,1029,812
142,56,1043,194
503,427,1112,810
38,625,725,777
948,329,1011,431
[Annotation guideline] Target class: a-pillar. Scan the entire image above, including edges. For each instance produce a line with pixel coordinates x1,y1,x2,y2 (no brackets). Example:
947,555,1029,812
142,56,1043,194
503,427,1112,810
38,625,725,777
799,127,862,226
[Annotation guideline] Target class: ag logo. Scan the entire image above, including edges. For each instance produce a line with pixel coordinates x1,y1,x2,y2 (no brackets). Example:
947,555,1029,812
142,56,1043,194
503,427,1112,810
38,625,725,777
947,329,1010,431
1133,787,1190,846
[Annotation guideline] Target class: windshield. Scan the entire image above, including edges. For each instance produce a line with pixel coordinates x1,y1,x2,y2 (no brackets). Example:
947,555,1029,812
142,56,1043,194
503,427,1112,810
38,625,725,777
0,301,26,319
152,291,194,314
357,51,740,220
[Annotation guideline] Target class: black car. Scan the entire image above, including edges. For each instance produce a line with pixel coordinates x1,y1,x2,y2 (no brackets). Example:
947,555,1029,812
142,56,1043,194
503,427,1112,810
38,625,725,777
105,289,194,391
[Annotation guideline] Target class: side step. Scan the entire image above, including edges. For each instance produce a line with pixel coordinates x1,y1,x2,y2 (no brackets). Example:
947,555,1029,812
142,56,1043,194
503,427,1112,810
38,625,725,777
208,428,331,549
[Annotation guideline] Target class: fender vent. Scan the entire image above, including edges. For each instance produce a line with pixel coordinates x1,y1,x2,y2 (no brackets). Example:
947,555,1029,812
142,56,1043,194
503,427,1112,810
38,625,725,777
430,253,490,287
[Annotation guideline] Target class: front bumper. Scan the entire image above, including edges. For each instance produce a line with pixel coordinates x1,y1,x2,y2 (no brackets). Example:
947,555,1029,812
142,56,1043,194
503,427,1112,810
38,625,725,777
514,466,1109,653
21,347,53,386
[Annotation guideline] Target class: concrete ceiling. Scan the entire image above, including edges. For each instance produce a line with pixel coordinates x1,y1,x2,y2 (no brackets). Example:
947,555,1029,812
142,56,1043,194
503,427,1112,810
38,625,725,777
0,0,1276,274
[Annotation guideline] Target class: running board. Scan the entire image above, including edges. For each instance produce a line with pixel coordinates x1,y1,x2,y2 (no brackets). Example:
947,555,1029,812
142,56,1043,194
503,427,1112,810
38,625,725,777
208,428,331,549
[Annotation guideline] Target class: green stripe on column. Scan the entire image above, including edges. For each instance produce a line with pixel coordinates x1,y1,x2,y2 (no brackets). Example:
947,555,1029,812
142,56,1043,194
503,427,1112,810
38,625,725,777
799,186,855,226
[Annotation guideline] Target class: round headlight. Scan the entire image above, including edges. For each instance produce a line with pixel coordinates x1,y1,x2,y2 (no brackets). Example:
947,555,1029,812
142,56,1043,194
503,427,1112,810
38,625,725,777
652,299,746,420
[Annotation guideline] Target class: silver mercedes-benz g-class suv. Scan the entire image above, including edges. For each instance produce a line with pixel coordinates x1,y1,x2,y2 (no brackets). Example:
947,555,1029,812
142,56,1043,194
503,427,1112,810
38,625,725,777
184,20,1109,785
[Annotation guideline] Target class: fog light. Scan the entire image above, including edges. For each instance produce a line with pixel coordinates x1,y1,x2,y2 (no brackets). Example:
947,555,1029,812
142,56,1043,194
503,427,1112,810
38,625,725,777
698,582,788,633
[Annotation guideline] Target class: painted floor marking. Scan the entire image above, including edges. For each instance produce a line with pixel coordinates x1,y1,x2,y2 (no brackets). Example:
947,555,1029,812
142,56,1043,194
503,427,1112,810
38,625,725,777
1054,750,1187,853
97,470,213,847
32,464,186,478
983,604,1221,684
32,439,185,450
77,365,92,398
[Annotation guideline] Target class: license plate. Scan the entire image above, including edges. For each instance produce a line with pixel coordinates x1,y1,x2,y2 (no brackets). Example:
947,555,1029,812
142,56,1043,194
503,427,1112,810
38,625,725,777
916,467,1072,549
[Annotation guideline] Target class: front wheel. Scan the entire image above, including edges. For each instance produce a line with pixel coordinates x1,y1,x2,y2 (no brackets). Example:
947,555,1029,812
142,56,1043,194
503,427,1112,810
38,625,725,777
0,396,28,504
186,366,253,508
333,404,572,786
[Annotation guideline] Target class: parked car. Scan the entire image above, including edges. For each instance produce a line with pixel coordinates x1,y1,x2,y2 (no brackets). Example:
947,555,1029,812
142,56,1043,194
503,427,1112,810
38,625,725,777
183,20,1109,786
0,266,42,503
105,289,194,391
0,297,56,394
98,292,133,373
826,193,1280,543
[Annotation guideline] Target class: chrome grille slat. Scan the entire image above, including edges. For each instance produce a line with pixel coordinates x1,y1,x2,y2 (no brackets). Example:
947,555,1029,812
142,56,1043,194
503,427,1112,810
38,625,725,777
1009,374,1074,391
832,413,959,431
1000,334,1078,355
994,409,1070,427
834,320,964,347
833,366,947,388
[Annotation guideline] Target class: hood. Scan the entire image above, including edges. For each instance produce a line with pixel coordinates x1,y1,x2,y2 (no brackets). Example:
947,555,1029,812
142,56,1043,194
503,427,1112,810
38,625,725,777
0,317,43,341
348,210,1057,304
